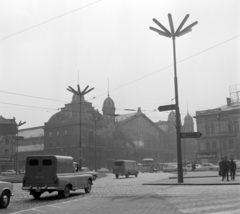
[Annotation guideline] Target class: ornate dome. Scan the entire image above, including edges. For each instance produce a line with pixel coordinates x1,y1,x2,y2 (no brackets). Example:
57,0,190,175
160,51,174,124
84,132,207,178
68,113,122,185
71,94,85,103
103,96,115,109
168,111,176,121
184,113,193,123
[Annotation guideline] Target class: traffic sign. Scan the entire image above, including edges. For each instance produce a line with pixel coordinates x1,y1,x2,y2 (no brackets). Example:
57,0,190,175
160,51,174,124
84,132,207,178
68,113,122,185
180,132,202,138
158,104,176,112
12,136,24,140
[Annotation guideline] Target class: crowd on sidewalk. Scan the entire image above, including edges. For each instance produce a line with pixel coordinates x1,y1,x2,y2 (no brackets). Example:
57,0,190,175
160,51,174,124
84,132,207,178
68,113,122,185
219,156,236,181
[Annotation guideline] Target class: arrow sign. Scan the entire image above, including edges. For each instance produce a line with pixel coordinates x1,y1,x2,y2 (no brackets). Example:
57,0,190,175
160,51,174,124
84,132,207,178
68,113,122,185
158,104,176,112
12,136,24,140
180,132,202,138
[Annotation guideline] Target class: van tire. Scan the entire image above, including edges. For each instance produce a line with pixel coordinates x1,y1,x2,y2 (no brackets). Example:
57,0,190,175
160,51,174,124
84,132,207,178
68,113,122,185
32,192,41,200
84,180,92,193
125,173,129,178
135,173,138,177
58,185,70,198
115,174,119,179
0,190,10,208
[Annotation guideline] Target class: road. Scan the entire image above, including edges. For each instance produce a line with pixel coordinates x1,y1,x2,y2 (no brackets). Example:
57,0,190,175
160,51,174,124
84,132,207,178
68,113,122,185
2,172,240,214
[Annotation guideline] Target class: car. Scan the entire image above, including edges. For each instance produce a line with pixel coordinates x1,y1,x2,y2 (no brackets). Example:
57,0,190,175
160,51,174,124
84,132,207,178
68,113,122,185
97,168,110,173
0,181,13,209
81,167,99,180
184,163,202,171
1,170,16,176
163,163,177,173
198,163,219,171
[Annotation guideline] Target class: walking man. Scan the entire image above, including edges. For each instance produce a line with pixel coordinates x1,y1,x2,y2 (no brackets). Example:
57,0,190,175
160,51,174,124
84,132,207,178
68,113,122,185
222,156,230,181
229,157,236,181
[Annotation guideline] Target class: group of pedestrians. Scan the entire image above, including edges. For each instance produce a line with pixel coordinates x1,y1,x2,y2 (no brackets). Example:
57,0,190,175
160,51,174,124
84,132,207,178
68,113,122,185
219,156,236,181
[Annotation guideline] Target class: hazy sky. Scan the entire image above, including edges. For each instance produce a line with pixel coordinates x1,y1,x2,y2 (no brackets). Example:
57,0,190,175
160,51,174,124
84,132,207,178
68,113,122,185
0,0,239,129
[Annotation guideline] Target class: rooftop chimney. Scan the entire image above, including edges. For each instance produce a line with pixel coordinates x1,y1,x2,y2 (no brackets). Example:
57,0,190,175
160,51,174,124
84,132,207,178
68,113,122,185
226,98,231,106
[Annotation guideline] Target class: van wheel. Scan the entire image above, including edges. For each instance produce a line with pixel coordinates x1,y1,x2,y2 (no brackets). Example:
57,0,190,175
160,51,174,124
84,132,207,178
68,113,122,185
0,191,10,208
84,180,92,193
125,173,129,178
135,173,138,177
32,192,41,200
58,185,70,198
115,174,119,179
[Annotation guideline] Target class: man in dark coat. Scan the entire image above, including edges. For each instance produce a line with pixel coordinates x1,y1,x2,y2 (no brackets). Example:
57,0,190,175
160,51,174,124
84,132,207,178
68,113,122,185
219,157,224,176
229,157,236,181
222,156,230,181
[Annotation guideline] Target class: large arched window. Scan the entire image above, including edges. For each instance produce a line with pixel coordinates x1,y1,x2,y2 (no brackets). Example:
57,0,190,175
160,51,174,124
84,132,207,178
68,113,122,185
228,122,233,132
206,124,210,134
211,123,215,134
234,121,239,132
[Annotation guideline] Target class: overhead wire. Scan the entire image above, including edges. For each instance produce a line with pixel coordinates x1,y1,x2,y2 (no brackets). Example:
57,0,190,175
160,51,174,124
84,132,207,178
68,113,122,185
0,0,102,42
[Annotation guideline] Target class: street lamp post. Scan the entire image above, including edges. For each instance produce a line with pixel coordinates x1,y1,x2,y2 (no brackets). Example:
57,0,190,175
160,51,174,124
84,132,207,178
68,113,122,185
89,109,103,172
13,119,26,174
150,14,198,183
67,84,94,171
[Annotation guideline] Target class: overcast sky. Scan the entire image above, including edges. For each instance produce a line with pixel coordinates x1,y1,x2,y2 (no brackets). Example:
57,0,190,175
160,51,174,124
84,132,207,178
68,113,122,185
0,0,239,129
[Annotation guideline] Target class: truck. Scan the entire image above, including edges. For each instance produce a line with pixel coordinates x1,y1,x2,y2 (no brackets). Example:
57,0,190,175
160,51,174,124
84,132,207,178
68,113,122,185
113,160,138,178
22,155,93,199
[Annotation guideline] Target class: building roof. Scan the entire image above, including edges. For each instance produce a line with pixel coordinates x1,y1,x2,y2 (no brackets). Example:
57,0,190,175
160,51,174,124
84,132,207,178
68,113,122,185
18,127,44,138
0,116,15,124
115,112,137,122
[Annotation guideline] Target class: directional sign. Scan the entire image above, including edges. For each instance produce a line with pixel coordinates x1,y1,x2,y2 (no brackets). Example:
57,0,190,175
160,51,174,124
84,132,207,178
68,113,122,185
180,132,202,138
12,136,24,140
158,104,176,112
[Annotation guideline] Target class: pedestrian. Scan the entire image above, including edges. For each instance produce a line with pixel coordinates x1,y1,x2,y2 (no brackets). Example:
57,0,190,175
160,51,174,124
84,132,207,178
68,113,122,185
222,156,230,181
229,157,236,181
192,162,196,172
219,157,224,177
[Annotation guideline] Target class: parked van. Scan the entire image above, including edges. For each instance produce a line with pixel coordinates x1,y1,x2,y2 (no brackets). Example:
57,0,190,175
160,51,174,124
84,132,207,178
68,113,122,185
113,160,138,178
22,155,93,199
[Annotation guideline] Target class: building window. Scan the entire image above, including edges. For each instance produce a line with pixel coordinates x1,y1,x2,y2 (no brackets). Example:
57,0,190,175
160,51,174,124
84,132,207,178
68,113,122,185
57,131,60,136
88,131,94,145
229,141,234,148
5,138,10,145
211,123,215,134
234,121,239,132
206,142,210,150
5,149,9,155
228,122,233,132
49,132,52,137
200,142,205,150
65,130,68,135
212,142,216,149
206,124,210,135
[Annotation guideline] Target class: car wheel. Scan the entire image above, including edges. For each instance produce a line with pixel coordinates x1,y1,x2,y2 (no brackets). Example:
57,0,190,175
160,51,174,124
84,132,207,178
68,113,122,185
135,173,138,177
115,174,119,179
209,168,214,171
84,180,92,193
125,173,129,178
58,185,70,198
32,191,41,200
0,191,10,208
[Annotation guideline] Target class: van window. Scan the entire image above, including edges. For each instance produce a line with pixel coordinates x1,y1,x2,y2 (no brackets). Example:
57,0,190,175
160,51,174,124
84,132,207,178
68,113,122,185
115,162,123,166
29,159,38,166
43,159,52,166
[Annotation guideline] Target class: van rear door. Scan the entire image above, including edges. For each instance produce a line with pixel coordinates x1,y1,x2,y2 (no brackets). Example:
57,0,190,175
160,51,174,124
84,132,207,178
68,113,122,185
25,157,41,185
40,157,56,186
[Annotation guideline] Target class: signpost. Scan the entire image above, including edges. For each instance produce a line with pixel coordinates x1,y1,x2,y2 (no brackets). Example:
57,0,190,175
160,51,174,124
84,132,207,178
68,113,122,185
158,104,176,112
180,132,202,138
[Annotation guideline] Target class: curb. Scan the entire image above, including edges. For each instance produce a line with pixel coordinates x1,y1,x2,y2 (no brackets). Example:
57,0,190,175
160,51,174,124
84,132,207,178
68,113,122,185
143,182,240,186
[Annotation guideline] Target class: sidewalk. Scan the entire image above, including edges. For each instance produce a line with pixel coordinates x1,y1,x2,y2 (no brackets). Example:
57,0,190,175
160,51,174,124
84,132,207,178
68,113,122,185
143,171,240,185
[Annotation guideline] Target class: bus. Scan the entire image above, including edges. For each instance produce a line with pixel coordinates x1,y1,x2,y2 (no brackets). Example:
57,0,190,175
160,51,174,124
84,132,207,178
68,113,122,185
141,158,157,173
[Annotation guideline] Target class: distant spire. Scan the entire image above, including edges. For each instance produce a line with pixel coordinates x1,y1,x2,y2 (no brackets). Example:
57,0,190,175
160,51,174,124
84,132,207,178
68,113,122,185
187,100,189,114
78,70,79,85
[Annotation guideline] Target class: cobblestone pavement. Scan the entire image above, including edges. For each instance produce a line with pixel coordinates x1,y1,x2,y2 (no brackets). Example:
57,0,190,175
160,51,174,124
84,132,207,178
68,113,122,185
1,173,240,214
